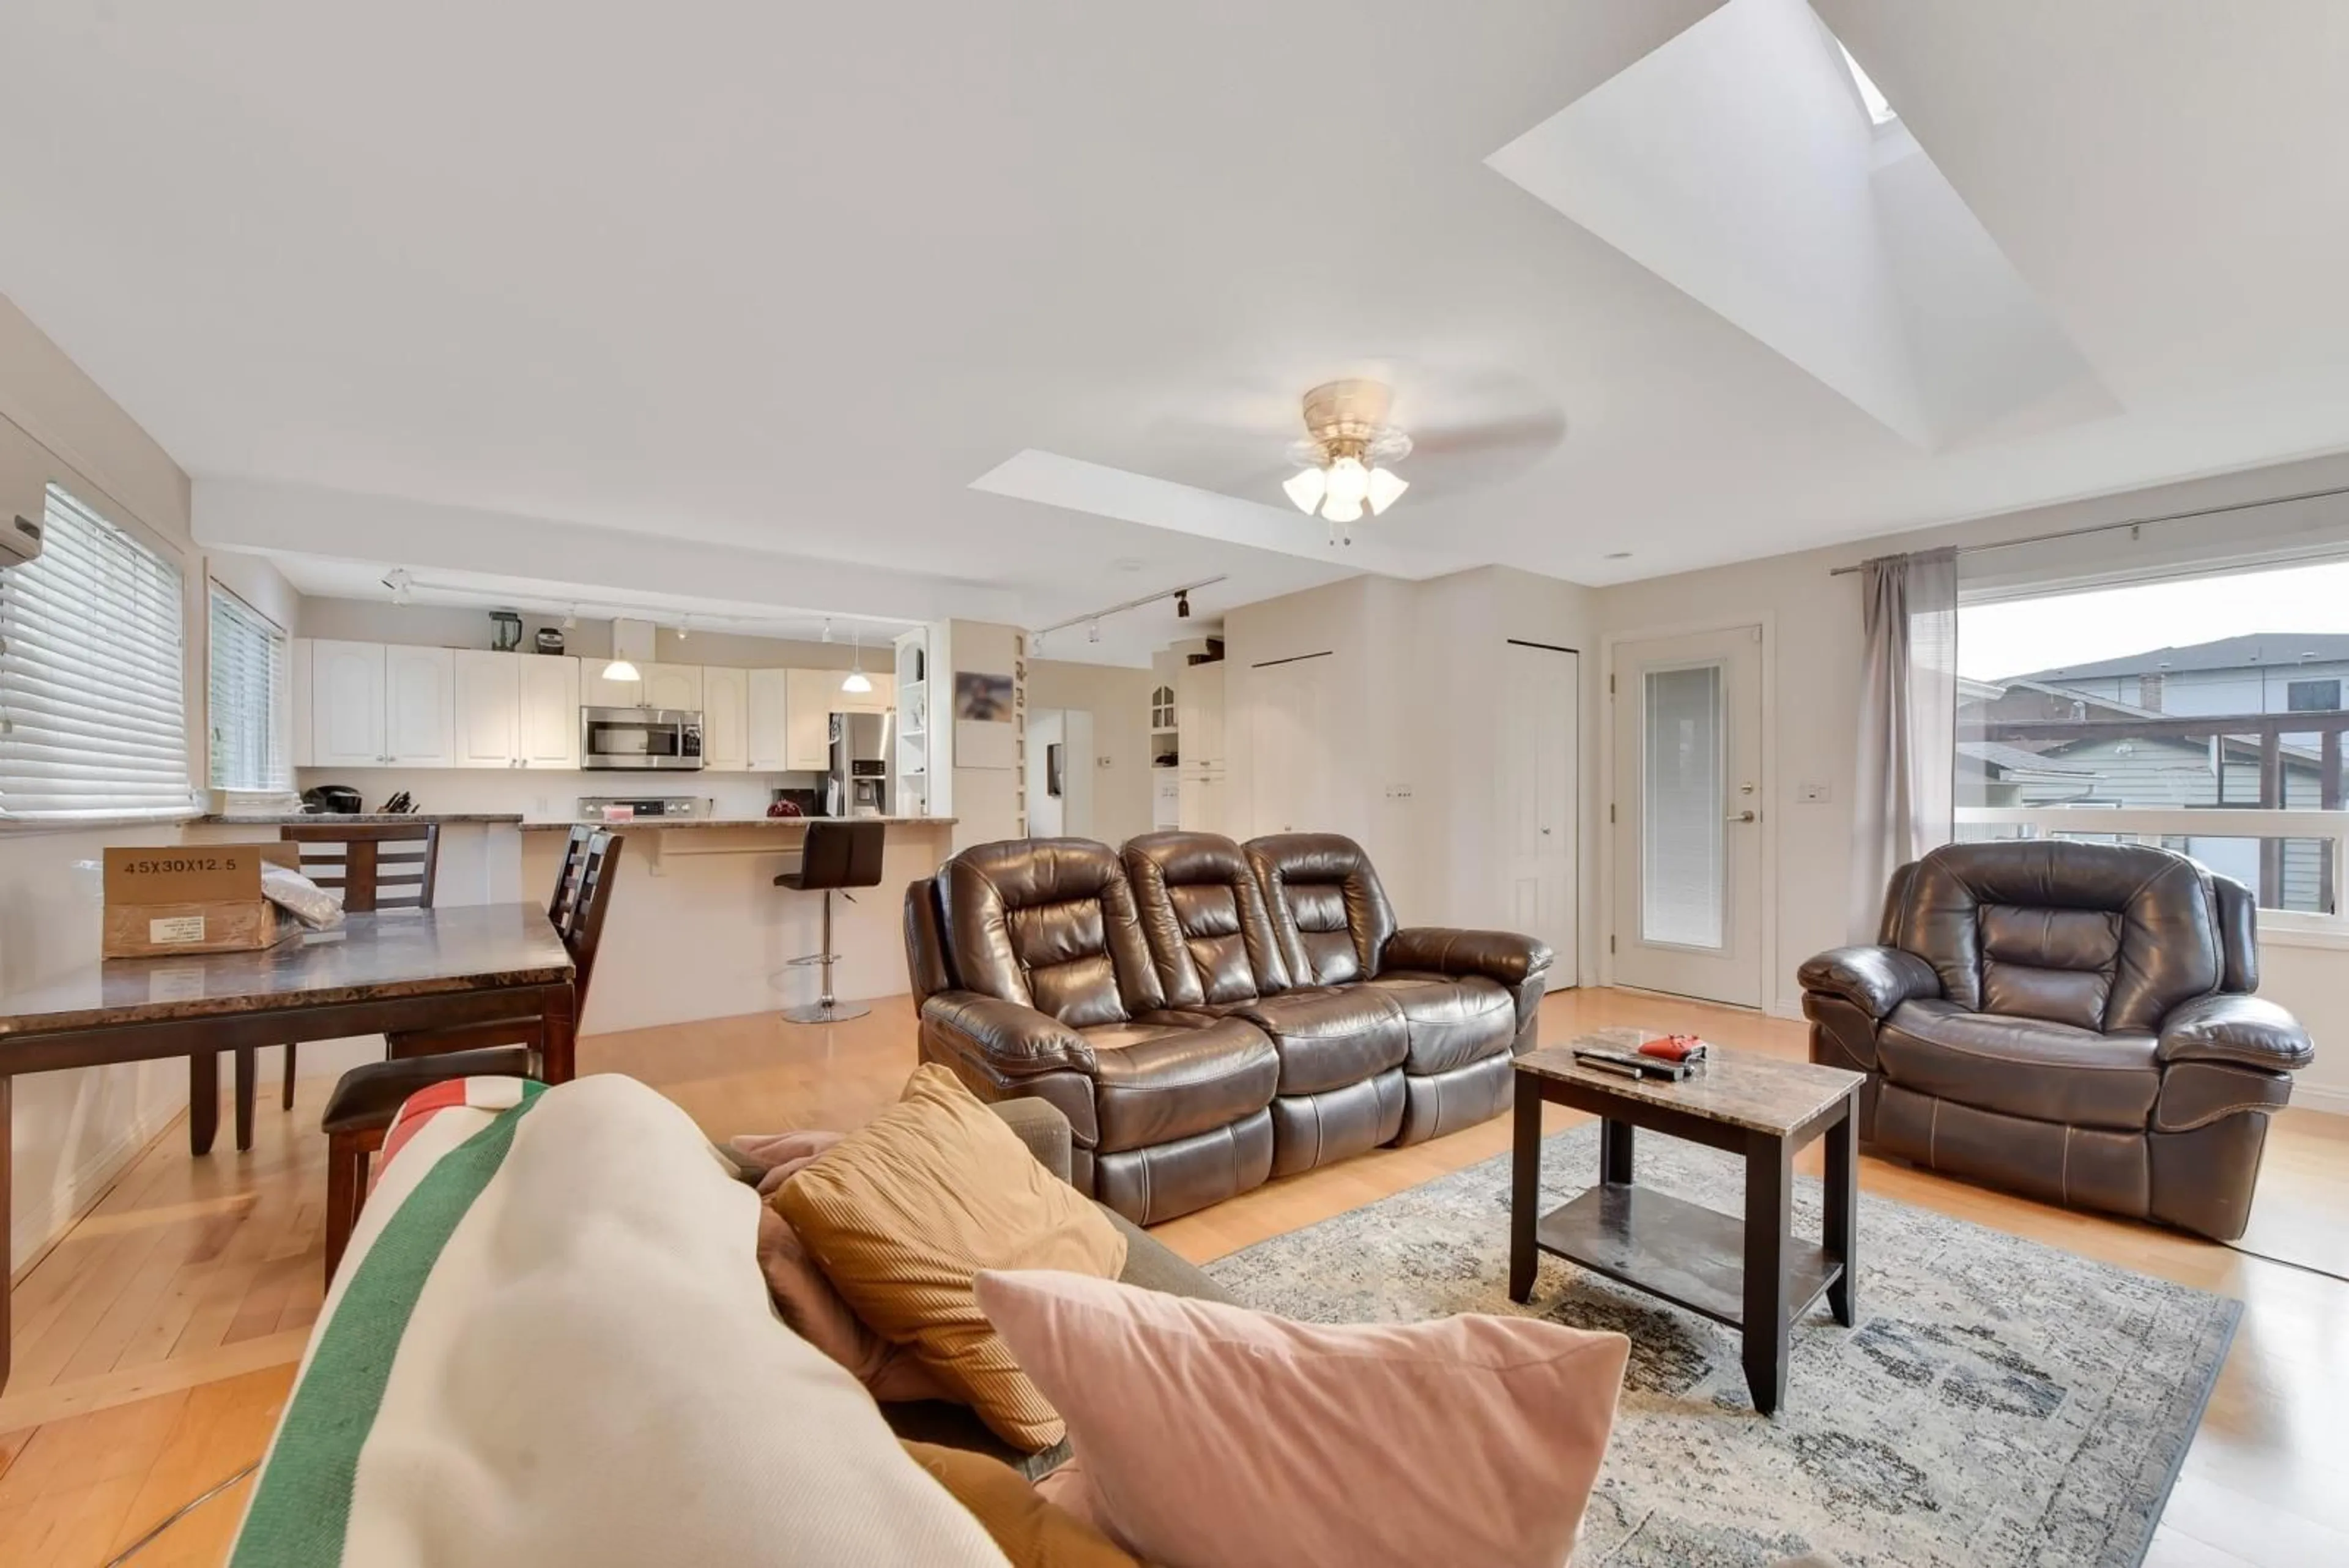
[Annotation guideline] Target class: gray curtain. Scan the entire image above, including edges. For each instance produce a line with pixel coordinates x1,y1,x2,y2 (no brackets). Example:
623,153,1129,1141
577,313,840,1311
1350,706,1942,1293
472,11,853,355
1849,547,1959,940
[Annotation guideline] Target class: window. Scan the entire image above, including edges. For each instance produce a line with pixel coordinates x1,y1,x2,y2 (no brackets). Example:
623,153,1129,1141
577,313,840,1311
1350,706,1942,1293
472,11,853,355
1956,558,2349,920
0,484,191,820
2287,678,2340,713
208,583,289,792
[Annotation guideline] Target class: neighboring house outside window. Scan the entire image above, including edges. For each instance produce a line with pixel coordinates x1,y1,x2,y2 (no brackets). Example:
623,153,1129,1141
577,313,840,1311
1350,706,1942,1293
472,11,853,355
209,582,291,792
0,483,193,820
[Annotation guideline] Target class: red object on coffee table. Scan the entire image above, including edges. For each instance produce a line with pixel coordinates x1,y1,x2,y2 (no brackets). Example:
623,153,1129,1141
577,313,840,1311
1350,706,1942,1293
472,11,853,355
1638,1034,1706,1063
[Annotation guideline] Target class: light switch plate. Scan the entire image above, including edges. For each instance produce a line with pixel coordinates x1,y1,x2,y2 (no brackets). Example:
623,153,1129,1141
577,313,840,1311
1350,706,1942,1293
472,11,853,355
1798,780,1830,804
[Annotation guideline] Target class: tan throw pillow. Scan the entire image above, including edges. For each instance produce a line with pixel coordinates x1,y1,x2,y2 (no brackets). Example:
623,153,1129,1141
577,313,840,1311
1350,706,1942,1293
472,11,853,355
775,1065,1128,1450
902,1442,1142,1568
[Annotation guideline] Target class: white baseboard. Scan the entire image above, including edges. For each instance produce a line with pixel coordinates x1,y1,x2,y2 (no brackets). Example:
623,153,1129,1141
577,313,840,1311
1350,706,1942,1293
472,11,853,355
2288,1082,2349,1118
1766,995,1805,1023
12,1099,182,1282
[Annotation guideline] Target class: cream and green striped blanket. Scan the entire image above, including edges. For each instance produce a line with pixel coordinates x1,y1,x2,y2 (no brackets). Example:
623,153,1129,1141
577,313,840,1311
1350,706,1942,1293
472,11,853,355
229,1074,1008,1567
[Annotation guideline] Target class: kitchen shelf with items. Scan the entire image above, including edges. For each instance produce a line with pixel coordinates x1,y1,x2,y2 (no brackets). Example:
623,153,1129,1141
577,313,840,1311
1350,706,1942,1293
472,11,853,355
892,626,931,817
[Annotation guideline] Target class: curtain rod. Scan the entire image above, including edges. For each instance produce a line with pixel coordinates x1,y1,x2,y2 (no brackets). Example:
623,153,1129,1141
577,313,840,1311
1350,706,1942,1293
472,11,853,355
1825,481,2349,576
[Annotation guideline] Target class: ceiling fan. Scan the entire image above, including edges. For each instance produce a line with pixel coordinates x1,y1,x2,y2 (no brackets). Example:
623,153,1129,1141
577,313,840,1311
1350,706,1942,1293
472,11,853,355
1234,370,1567,546
1281,379,1414,544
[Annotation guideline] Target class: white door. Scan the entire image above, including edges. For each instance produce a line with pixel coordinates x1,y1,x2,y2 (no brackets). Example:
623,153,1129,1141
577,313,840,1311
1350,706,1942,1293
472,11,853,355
1502,642,1578,988
702,665,750,769
746,669,791,769
517,655,579,768
312,639,388,767
1248,654,1332,835
641,661,703,713
451,650,519,768
384,645,455,767
1611,626,1764,1006
582,659,642,708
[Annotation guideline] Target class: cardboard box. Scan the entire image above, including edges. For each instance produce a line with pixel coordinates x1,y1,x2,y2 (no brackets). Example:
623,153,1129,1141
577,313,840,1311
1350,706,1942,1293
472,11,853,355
102,843,302,959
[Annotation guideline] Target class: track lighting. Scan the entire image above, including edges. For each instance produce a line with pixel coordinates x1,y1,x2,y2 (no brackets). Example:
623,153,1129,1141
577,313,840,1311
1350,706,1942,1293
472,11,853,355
822,619,834,644
1088,619,1102,644
382,568,413,606
1175,590,1191,620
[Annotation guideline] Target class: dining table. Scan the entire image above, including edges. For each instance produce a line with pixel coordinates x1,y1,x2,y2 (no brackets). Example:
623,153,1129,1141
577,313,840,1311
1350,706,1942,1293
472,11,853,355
0,901,577,1392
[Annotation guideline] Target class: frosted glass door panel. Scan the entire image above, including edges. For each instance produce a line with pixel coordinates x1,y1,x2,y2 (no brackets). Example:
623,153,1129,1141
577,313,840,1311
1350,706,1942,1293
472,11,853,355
1641,664,1724,949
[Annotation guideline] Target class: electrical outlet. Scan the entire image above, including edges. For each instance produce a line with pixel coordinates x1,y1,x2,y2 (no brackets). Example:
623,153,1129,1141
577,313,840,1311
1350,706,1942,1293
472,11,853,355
1798,780,1830,804
532,795,551,814
1097,754,1113,768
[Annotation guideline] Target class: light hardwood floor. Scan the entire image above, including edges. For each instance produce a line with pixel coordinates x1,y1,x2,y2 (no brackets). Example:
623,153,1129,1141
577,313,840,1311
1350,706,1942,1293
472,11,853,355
3,988,2343,1566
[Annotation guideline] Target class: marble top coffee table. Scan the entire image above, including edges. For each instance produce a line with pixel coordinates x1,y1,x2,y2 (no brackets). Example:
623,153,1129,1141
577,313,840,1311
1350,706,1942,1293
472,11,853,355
1508,1028,1864,1416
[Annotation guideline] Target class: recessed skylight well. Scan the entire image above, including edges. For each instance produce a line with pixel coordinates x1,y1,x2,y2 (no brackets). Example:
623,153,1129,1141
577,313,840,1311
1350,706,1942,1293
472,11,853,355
1837,39,1896,126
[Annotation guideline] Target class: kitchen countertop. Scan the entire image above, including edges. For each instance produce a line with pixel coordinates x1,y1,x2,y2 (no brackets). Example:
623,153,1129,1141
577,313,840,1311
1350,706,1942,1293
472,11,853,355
516,815,954,831
200,812,526,826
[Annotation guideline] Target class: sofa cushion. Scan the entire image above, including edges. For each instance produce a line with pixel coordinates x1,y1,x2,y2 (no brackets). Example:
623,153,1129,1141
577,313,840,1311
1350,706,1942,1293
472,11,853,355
774,1065,1129,1452
975,1268,1629,1568
234,1075,1014,1568
1247,833,1397,986
939,839,1165,1027
1083,1016,1280,1152
1878,1000,2160,1130
1123,831,1291,1006
1226,984,1409,1094
1362,971,1517,1074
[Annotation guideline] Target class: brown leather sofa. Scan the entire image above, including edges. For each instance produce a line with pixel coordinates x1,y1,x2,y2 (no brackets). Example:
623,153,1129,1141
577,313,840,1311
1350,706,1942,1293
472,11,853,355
904,831,1551,1224
1801,841,2314,1240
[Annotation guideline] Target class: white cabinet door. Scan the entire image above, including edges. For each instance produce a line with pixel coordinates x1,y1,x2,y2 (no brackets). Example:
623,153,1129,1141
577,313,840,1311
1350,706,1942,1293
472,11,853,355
746,669,791,770
641,661,704,713
1178,662,1227,770
1179,771,1226,836
290,638,316,768
384,645,454,766
582,659,642,708
517,655,580,768
702,666,750,769
1152,770,1181,829
785,669,836,771
312,639,388,767
451,650,519,768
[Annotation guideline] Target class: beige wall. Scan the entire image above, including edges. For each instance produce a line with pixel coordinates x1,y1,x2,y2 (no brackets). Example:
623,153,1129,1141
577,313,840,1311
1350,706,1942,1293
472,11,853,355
1025,659,1156,847
0,292,303,1273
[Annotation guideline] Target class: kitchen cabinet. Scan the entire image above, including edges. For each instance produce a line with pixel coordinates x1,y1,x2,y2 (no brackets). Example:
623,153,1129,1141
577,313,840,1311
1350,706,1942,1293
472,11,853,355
582,659,642,708
1176,662,1226,771
702,664,750,770
290,639,315,768
746,668,792,770
641,661,703,713
311,639,388,768
784,669,837,771
451,650,519,768
384,645,454,765
516,655,580,768
1178,771,1228,837
1152,769,1181,830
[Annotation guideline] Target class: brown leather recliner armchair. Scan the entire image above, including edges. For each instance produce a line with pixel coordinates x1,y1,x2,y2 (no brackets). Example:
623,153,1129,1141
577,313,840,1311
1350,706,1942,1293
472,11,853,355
1801,841,2314,1241
905,831,1553,1224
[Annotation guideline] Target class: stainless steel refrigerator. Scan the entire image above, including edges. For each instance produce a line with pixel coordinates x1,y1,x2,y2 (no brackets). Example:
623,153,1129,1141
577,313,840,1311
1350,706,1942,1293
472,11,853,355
826,710,891,817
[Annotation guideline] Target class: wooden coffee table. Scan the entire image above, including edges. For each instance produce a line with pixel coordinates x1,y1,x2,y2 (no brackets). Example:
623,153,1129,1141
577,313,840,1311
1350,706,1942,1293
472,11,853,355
1508,1029,1864,1416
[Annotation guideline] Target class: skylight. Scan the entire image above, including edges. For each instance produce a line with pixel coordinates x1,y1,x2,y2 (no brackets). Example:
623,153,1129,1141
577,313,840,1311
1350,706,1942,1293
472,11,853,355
1837,40,1896,125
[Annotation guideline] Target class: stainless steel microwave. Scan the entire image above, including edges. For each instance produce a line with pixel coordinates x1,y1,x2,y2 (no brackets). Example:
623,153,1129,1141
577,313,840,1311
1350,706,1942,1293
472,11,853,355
581,706,703,770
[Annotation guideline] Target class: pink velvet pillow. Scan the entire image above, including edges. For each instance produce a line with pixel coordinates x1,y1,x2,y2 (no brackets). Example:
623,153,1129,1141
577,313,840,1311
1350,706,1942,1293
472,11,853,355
976,1269,1629,1568
755,1198,948,1403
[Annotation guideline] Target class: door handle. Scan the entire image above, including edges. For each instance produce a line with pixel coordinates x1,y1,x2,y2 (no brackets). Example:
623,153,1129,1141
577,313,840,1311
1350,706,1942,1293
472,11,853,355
1727,809,1756,823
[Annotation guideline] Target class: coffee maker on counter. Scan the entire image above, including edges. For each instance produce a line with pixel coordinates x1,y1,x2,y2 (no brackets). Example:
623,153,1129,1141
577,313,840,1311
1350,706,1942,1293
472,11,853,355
825,712,891,817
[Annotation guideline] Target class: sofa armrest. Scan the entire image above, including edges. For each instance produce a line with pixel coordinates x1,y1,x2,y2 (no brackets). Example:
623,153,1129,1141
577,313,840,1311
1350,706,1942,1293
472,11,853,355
1385,927,1554,986
989,1096,1074,1184
1797,946,1939,1022
2157,994,2315,1072
919,990,1097,1078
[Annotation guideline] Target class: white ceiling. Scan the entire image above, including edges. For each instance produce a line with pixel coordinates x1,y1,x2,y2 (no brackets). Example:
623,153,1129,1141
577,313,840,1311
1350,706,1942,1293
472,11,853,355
5,0,2349,650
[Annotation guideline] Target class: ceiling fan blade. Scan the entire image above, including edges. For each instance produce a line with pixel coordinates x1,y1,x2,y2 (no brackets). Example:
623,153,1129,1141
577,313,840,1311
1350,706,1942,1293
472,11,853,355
1406,410,1570,458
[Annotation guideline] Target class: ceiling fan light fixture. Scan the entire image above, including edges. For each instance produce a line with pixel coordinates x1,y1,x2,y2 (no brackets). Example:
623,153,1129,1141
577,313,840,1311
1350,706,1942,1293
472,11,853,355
1282,467,1327,515
1364,467,1409,516
1322,455,1370,515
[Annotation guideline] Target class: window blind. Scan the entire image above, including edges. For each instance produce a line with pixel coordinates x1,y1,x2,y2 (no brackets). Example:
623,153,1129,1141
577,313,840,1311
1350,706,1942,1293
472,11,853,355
0,484,193,820
208,582,289,792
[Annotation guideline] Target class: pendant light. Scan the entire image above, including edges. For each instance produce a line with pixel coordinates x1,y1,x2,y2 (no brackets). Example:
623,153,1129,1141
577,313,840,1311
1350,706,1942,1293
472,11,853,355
842,630,874,694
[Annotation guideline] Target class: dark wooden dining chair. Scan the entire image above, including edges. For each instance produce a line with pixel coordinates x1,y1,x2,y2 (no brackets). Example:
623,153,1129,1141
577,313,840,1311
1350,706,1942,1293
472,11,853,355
188,820,442,1156
319,830,625,1281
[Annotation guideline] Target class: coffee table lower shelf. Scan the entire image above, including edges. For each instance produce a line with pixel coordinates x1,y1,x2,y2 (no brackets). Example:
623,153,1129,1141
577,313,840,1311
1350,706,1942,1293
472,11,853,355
1532,1183,1840,1330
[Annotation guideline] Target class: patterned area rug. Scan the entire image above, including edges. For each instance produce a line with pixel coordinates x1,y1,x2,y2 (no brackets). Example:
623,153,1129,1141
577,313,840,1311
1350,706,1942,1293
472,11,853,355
1204,1124,2236,1568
